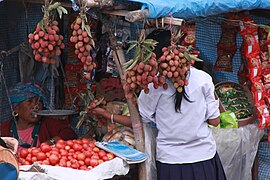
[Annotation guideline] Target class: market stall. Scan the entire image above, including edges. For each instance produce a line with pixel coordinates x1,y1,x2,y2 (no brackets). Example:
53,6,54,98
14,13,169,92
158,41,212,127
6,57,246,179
1,0,270,180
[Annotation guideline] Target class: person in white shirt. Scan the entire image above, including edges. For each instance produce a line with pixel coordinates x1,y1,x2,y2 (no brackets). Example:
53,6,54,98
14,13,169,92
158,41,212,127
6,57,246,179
88,29,226,180
137,29,226,180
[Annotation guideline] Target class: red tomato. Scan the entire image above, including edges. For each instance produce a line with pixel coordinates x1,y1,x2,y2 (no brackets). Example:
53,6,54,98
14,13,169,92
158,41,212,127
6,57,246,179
78,160,85,166
40,144,52,153
66,140,74,147
98,150,106,158
56,142,65,149
107,153,115,160
19,158,26,164
73,143,83,152
91,155,99,160
88,142,95,148
61,156,68,160
49,154,59,165
37,160,43,164
102,155,109,161
40,142,47,146
76,139,83,145
19,149,28,158
51,147,59,152
59,149,68,156
24,161,31,165
31,149,40,157
82,143,89,150
43,159,50,165
71,163,78,169
67,155,73,160
65,145,71,151
84,151,92,158
68,149,75,153
59,160,67,167
37,152,47,161
92,147,100,153
32,156,38,163
57,139,66,145
27,148,32,153
79,165,87,170
66,161,71,167
98,159,104,165
26,155,32,163
85,147,93,152
90,159,98,167
77,153,85,161
81,138,89,144
84,157,91,166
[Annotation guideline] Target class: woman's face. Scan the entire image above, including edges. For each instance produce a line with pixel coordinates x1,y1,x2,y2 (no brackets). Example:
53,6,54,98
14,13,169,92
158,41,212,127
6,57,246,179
15,96,43,123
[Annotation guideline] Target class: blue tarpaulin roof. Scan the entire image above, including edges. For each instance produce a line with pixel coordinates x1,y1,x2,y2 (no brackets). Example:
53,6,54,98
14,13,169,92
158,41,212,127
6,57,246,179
129,0,270,19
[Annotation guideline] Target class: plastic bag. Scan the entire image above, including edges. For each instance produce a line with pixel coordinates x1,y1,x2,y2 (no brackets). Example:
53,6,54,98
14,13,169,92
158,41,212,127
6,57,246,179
143,122,158,180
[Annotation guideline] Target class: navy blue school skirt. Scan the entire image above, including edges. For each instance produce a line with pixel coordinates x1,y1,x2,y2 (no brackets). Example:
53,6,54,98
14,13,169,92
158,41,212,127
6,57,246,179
156,153,226,180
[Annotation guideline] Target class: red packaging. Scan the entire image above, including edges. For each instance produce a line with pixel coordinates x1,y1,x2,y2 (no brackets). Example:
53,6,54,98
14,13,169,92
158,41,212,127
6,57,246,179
180,22,196,48
255,100,270,129
247,54,262,68
248,67,262,80
251,77,265,103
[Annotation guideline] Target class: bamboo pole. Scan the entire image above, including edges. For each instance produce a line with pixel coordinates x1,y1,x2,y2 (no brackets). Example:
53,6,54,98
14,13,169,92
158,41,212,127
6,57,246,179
107,31,146,180
103,10,184,26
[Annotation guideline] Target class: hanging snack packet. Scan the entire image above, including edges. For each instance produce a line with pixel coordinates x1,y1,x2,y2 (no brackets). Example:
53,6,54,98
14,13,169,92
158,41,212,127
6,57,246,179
251,77,265,103
255,100,270,129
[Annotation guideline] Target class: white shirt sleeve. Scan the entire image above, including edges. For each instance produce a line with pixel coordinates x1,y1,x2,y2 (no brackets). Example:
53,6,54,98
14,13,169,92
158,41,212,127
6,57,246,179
138,85,163,123
203,78,220,120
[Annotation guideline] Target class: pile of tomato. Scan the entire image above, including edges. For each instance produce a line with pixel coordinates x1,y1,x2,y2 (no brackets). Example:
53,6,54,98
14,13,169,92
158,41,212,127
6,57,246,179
18,138,115,171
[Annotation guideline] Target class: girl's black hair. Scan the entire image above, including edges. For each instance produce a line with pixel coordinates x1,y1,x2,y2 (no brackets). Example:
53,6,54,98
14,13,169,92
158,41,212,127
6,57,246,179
147,29,192,112
174,86,193,112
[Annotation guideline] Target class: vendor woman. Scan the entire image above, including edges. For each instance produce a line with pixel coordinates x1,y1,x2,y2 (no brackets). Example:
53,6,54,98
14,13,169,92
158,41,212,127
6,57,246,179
0,81,77,151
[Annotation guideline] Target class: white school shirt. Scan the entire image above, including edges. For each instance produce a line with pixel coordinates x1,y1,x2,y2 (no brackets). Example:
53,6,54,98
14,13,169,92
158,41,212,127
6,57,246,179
138,67,220,164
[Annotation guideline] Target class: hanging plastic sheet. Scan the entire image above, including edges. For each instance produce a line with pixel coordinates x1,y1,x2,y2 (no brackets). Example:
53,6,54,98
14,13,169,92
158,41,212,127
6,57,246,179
212,123,263,180
128,0,270,19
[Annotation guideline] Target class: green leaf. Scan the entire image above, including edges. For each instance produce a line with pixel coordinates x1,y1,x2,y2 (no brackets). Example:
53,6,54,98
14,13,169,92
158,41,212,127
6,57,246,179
85,25,92,38
124,59,134,67
59,6,68,15
95,97,104,106
90,38,95,48
143,39,158,46
132,46,141,62
143,52,152,62
82,19,85,32
127,58,138,71
126,43,137,54
190,54,203,62
184,52,191,62
144,45,153,52
56,7,63,19
39,20,44,31
127,40,138,44
48,2,61,11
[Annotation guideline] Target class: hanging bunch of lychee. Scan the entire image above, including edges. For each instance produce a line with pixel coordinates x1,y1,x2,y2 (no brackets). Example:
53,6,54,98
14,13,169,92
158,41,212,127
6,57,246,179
158,44,202,93
124,32,167,99
69,0,96,80
28,2,67,65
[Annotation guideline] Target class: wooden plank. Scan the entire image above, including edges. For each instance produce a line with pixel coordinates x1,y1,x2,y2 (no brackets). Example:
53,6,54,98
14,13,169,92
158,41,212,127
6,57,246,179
107,29,147,180
23,0,72,8
102,9,184,26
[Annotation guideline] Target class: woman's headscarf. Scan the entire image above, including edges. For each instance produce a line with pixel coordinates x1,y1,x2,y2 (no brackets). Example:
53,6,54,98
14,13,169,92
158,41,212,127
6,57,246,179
8,81,49,108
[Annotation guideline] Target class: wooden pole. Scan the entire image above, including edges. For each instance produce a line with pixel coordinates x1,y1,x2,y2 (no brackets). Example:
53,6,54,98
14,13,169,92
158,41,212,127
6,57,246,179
125,9,149,22
107,31,146,180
